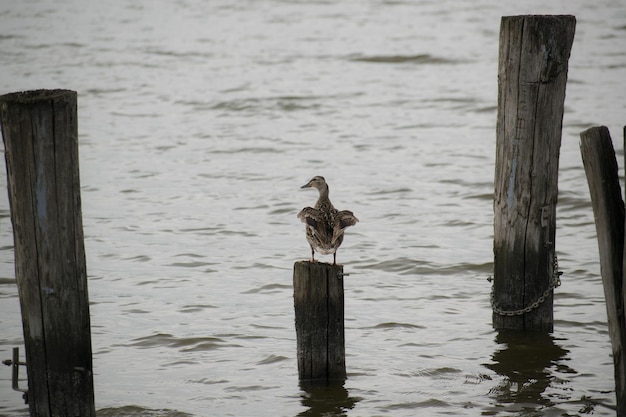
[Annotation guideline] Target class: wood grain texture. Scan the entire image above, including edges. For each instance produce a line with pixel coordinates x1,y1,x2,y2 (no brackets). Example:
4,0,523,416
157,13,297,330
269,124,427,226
493,15,575,331
1,89,95,417
580,126,626,415
293,261,346,381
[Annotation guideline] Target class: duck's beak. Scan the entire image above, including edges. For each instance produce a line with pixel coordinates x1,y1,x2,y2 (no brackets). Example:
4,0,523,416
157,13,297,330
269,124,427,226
300,181,312,189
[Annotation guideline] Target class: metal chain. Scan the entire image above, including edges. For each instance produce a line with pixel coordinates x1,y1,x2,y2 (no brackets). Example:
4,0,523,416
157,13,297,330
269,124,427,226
490,254,562,316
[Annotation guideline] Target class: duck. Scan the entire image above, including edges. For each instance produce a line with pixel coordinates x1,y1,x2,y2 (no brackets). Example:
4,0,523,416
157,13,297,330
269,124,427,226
297,176,358,265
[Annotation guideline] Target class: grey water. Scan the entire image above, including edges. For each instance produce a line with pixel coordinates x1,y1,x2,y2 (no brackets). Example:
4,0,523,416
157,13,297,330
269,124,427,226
0,0,625,415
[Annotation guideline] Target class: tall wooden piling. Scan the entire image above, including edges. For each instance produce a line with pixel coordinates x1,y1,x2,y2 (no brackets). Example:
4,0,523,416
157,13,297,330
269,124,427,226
580,126,626,415
0,90,95,417
493,15,575,331
293,261,346,381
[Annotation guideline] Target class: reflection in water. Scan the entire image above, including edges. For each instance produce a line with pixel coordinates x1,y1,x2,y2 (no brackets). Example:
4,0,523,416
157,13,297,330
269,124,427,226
485,331,574,407
96,405,194,417
297,380,361,417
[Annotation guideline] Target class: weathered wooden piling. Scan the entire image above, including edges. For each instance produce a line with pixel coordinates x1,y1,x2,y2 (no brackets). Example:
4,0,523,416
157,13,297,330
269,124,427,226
293,261,346,381
580,126,626,415
493,15,575,332
0,90,95,417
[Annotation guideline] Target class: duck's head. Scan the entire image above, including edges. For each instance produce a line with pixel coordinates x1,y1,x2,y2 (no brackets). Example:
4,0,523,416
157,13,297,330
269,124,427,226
301,176,328,193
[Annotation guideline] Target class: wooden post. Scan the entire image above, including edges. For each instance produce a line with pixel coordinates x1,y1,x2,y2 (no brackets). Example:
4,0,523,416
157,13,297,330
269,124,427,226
0,90,95,417
493,15,575,331
580,126,626,415
293,261,346,381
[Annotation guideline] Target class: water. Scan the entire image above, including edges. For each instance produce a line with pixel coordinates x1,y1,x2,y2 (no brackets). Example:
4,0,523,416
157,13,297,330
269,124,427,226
0,0,624,415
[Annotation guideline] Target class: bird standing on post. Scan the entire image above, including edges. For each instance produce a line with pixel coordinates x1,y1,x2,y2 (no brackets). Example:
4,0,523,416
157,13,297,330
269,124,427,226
297,176,359,265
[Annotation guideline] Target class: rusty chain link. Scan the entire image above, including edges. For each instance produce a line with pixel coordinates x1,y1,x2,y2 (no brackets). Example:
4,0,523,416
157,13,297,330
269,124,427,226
490,254,562,316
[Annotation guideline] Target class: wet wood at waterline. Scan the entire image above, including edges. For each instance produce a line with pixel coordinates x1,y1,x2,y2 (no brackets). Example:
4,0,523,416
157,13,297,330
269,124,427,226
0,89,96,417
493,15,575,332
293,261,346,381
580,126,626,416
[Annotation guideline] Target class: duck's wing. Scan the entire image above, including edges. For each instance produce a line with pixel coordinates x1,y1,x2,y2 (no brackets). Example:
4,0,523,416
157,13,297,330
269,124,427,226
337,210,359,228
331,210,359,244
298,207,322,230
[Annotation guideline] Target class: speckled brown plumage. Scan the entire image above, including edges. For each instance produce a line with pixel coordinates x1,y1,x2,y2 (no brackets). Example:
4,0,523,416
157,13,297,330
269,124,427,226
297,176,358,265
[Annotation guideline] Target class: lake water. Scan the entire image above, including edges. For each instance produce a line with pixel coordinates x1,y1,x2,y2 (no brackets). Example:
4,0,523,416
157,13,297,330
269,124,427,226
1,0,625,416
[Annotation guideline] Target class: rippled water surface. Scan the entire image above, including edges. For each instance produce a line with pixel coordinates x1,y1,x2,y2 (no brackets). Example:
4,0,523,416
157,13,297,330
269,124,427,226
1,0,625,416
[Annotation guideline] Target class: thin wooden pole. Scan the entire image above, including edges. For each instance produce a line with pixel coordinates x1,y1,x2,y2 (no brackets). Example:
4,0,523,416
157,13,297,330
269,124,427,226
580,126,626,415
0,89,95,417
493,15,575,331
293,261,346,381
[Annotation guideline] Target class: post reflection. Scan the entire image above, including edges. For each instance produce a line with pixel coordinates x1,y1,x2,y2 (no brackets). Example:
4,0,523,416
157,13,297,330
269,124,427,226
485,330,575,407
297,380,360,417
